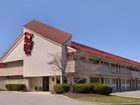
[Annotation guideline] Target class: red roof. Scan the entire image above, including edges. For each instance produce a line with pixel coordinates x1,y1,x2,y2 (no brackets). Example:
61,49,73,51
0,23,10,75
24,20,72,44
0,63,6,68
71,41,140,67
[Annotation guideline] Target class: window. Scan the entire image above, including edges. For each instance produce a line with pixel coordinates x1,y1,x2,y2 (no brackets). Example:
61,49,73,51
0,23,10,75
104,78,110,84
67,53,74,61
101,61,109,66
52,77,55,81
63,77,67,84
121,69,126,74
126,70,130,75
138,80,140,84
119,65,121,68
80,57,86,63
89,58,94,64
74,78,86,83
95,60,100,64
56,77,60,84
111,78,116,84
116,70,121,74
89,58,99,64
122,86,125,89
111,63,116,68
122,66,125,69
118,65,125,69
116,64,119,68
121,79,125,84
126,66,135,71
127,86,130,89
137,69,140,72
90,77,99,83
126,79,130,84
126,67,130,70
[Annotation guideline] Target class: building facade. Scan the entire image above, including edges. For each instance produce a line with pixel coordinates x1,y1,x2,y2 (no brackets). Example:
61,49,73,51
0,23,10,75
0,20,140,92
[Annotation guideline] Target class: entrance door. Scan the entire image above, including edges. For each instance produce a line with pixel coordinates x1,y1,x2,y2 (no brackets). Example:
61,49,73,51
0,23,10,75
116,78,121,91
119,79,121,91
43,77,49,91
101,78,104,83
116,79,119,91
136,79,138,89
131,80,136,89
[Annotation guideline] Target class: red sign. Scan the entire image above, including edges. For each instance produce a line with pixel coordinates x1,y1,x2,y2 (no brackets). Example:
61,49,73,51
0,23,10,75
23,32,34,55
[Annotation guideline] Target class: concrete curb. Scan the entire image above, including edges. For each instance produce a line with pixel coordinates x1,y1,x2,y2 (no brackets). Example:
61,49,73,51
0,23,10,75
10,91,53,95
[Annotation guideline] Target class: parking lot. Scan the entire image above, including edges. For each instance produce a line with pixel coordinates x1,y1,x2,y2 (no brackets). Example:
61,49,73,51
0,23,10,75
0,91,140,105
0,91,96,105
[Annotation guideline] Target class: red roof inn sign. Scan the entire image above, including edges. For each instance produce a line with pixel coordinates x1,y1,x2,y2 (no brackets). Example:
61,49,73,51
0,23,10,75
23,32,34,55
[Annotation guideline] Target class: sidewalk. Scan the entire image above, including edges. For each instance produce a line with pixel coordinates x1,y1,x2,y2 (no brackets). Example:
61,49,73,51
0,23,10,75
111,90,140,98
23,91,52,95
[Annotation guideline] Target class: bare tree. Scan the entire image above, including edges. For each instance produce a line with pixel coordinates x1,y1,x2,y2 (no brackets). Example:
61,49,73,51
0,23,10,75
48,53,75,86
48,51,99,89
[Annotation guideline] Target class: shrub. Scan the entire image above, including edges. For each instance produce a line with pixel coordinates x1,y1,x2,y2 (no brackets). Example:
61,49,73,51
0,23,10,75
64,85,70,92
94,83,112,95
54,84,70,94
73,83,112,95
73,83,93,93
5,84,26,91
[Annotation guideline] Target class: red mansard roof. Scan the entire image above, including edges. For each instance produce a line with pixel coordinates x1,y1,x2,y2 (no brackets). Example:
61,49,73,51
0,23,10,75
71,41,140,67
24,20,72,44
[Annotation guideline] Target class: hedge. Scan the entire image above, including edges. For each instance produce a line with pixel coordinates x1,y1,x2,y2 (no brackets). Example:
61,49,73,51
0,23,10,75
5,84,26,91
73,83,112,95
73,83,93,93
54,84,70,94
94,83,112,95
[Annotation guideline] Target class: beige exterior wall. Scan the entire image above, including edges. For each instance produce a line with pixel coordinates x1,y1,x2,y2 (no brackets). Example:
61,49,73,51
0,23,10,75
0,61,23,76
28,77,43,91
23,29,62,77
0,77,29,90
0,67,23,77
66,60,75,73
1,37,24,63
27,76,59,91
49,76,57,91
27,76,60,91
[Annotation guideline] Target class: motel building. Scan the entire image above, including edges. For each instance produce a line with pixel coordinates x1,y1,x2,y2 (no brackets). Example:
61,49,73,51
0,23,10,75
0,20,140,92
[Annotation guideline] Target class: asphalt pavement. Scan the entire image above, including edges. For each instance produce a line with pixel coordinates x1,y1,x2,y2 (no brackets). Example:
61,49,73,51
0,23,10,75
0,91,97,105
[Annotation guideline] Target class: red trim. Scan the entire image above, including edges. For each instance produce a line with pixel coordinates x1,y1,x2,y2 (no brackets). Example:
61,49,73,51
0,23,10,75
0,63,6,68
71,41,140,67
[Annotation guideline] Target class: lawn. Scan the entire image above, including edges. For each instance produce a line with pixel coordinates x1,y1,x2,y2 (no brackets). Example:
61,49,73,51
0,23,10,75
76,95,140,104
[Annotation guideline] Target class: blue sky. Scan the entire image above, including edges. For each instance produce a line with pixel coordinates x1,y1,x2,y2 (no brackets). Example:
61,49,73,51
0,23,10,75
0,0,140,62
